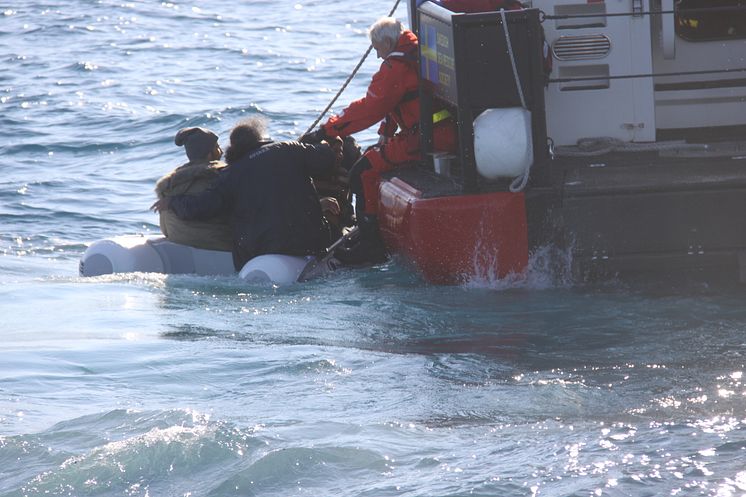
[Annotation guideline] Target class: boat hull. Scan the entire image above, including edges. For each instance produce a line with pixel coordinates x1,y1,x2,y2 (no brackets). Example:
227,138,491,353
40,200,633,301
79,235,318,285
379,152,746,285
378,176,528,284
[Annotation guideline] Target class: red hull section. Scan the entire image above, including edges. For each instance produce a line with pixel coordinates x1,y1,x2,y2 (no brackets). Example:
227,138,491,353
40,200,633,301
378,177,529,284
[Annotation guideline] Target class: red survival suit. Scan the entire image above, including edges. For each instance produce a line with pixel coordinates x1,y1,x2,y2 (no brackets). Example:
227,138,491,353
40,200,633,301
322,30,457,216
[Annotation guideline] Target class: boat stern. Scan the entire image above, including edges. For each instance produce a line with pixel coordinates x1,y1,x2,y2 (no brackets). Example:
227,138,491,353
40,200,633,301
379,176,528,284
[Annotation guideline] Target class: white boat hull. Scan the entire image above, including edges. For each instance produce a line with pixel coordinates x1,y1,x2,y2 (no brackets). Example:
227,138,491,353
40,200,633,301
79,235,318,284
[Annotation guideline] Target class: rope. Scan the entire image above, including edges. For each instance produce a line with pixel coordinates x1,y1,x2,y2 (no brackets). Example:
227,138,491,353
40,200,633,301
500,9,526,109
553,137,707,157
302,0,402,138
500,9,531,193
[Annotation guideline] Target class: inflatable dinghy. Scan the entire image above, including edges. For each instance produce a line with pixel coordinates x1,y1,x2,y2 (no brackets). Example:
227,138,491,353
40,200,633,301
79,235,339,284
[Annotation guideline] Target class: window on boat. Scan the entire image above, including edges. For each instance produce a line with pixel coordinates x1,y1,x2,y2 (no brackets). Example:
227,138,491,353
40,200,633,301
676,0,746,41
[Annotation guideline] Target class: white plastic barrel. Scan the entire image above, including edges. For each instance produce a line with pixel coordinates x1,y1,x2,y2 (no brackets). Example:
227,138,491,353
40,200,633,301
473,107,533,180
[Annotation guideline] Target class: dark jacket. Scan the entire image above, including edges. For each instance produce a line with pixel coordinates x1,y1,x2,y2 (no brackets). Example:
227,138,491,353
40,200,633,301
168,140,335,270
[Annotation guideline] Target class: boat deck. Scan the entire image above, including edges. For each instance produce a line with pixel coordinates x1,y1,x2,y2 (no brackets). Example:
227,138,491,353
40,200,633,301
554,152,746,196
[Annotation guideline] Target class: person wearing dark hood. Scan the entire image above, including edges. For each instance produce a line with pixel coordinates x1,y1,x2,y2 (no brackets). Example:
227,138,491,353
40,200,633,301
304,16,457,264
304,135,362,239
154,126,233,251
151,117,341,271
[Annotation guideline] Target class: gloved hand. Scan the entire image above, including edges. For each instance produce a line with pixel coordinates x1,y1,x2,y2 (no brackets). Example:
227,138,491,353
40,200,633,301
300,126,328,144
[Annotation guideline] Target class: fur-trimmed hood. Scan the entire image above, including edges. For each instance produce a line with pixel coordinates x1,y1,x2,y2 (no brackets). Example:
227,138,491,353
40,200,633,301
155,160,228,198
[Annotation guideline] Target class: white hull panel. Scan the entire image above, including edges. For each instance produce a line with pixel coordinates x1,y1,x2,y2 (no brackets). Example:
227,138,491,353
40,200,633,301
79,235,317,284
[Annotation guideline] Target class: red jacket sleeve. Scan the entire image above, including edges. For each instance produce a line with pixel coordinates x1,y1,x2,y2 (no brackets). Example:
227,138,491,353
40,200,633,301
323,59,410,138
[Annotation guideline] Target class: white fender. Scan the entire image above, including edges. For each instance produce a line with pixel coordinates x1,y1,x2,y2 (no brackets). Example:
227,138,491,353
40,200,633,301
238,254,314,284
473,107,533,180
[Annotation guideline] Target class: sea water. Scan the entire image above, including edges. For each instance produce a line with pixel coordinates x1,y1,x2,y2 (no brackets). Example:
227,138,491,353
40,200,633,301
2,1,746,496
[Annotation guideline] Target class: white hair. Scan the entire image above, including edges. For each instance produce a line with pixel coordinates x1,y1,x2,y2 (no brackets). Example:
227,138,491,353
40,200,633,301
368,17,403,46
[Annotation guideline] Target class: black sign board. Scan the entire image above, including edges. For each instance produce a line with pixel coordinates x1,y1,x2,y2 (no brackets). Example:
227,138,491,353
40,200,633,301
419,4,458,105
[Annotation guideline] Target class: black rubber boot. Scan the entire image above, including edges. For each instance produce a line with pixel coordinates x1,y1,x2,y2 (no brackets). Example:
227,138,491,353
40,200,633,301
334,215,388,266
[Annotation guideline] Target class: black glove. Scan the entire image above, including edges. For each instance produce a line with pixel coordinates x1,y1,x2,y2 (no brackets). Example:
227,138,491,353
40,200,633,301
300,127,328,144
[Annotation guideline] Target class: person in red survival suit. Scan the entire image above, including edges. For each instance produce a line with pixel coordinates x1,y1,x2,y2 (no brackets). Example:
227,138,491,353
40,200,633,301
304,16,457,265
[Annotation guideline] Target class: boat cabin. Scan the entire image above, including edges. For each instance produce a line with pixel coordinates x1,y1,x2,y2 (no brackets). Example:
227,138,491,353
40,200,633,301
379,0,746,283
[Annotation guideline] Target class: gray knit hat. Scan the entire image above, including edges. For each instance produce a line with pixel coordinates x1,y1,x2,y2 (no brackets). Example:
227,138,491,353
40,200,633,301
175,127,219,162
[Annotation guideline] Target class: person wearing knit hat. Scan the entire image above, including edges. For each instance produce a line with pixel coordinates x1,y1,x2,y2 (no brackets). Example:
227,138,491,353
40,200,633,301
153,126,232,251
151,117,341,271
174,127,221,163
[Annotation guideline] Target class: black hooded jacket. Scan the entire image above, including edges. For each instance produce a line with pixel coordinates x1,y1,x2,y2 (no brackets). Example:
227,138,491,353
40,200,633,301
168,140,335,270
